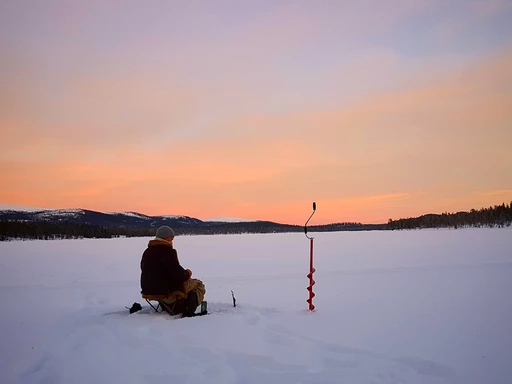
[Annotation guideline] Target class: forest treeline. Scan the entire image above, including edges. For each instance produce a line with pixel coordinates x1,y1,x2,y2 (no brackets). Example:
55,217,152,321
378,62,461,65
0,220,281,241
1,202,510,240
0,221,155,241
0,220,380,241
387,202,512,230
0,221,301,241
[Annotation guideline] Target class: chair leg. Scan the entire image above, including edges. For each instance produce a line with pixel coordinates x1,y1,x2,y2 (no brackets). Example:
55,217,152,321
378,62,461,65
160,301,175,315
145,299,162,313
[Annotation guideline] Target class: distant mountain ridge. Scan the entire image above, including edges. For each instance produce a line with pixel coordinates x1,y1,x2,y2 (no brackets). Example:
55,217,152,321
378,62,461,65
0,207,384,240
0,208,220,228
1,202,509,241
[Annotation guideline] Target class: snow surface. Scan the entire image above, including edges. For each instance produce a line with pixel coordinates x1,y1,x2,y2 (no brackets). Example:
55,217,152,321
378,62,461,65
0,204,54,212
0,207,85,219
111,211,150,219
35,209,85,218
1,228,511,384
0,205,84,215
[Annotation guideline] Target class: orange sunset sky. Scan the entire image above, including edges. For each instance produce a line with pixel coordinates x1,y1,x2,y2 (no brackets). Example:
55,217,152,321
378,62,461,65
1,1,511,225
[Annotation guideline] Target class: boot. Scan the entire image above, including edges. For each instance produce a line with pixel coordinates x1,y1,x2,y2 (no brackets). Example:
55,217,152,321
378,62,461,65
183,292,199,317
200,301,208,315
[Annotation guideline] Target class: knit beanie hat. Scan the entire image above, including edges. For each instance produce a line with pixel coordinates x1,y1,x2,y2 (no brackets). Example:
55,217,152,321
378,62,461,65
155,225,175,239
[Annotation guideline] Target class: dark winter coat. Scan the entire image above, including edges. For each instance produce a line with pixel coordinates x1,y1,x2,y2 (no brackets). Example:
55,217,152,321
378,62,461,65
140,238,191,295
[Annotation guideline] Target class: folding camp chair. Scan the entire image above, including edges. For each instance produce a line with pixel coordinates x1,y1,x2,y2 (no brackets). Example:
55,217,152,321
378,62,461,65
141,292,187,315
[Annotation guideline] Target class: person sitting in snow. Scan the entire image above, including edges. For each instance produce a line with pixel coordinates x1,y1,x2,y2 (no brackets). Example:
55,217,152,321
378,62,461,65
140,225,206,317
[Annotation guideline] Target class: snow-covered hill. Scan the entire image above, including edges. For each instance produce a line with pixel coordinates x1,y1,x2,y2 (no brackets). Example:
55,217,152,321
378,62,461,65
0,207,209,228
0,206,259,227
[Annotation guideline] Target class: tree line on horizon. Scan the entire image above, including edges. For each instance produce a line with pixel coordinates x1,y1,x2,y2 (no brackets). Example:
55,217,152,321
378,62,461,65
387,202,512,230
1,202,510,241
0,219,376,241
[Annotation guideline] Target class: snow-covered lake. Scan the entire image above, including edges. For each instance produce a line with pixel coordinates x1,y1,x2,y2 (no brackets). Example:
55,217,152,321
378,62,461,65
1,228,511,384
